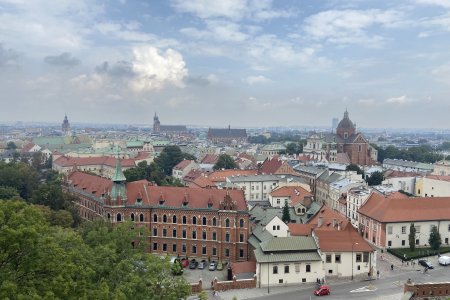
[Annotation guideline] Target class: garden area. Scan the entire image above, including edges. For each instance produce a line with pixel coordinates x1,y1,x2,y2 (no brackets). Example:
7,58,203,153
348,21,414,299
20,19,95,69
387,246,450,260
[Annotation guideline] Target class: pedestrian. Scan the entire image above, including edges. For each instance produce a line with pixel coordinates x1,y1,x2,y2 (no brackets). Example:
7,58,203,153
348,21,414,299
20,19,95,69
401,259,404,265
391,264,394,271
377,270,380,279
380,255,383,261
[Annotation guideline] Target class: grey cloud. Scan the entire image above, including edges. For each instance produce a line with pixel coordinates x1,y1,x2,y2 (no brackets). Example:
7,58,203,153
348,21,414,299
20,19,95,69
0,43,20,67
95,60,135,77
186,75,211,86
44,52,81,67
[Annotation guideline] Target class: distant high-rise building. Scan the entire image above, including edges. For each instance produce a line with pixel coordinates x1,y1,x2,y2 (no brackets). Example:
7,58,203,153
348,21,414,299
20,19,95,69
62,114,71,136
331,117,339,132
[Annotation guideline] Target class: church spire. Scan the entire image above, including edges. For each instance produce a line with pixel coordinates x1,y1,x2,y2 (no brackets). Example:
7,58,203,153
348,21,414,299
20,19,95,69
112,158,126,182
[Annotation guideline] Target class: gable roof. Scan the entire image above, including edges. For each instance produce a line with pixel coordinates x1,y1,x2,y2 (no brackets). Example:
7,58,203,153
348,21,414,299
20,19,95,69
314,225,374,252
260,236,318,252
270,186,312,206
307,205,349,229
173,159,194,170
258,156,282,174
201,154,219,164
358,191,450,223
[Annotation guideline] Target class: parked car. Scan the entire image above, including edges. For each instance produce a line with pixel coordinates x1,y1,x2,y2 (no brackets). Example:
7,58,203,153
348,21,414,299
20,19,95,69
189,259,198,269
216,262,224,271
314,285,330,296
209,261,217,271
438,256,450,266
181,258,189,268
418,259,434,269
198,261,206,269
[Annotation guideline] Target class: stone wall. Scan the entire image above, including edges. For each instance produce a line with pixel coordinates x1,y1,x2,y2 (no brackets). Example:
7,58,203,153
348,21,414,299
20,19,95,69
213,276,256,292
191,280,202,294
404,279,450,299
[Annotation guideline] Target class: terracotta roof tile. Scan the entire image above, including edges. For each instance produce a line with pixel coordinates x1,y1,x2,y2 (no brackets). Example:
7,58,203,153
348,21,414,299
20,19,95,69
173,159,194,170
288,223,315,236
258,156,282,174
314,225,374,252
54,155,136,168
208,169,258,183
308,205,349,229
270,186,312,206
201,154,219,164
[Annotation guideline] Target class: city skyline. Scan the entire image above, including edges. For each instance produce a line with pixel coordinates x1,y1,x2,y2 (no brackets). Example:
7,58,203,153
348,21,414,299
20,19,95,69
1,0,450,128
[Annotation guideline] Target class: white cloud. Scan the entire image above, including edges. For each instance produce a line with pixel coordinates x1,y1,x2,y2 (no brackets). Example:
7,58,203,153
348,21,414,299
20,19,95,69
386,95,412,104
415,0,450,8
181,20,249,42
70,73,103,90
304,9,402,47
129,46,188,92
170,0,294,21
244,75,271,84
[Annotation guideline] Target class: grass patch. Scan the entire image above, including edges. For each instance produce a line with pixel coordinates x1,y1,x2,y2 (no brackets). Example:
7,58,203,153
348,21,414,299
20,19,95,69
387,246,450,260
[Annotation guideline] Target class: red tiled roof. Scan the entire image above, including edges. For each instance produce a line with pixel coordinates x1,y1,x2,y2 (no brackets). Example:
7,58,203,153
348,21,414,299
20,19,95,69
358,191,450,222
201,154,219,164
270,186,312,206
288,223,315,236
183,169,205,183
425,175,450,182
314,225,374,252
54,155,136,168
173,159,194,170
135,151,151,160
21,143,37,153
68,171,246,210
308,205,349,229
384,170,420,179
336,153,351,164
258,156,282,174
188,176,216,189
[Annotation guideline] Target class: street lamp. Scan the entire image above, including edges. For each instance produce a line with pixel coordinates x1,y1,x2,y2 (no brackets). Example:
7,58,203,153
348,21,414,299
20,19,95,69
352,242,359,280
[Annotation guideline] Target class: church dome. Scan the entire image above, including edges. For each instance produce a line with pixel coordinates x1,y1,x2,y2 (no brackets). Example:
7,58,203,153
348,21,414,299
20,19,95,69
337,110,355,130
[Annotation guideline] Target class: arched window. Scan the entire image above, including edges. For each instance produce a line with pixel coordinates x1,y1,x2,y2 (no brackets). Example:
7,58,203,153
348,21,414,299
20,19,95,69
163,215,167,223
107,213,111,220
202,217,207,225
225,218,230,228
192,216,197,225
130,213,135,222
212,217,217,226
140,213,144,222
172,215,177,223
153,214,158,222
239,219,244,228
182,216,187,224
117,213,122,222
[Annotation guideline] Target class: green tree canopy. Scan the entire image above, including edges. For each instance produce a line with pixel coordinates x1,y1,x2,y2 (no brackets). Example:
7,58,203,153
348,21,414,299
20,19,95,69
154,146,195,176
0,185,21,200
213,154,237,170
0,161,39,200
429,225,442,250
367,171,384,186
346,164,364,175
6,141,17,150
282,201,291,223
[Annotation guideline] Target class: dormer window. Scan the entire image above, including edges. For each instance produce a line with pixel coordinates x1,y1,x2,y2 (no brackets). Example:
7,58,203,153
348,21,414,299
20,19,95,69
159,199,164,205
344,132,348,139
182,201,188,207
208,202,213,208
136,198,142,205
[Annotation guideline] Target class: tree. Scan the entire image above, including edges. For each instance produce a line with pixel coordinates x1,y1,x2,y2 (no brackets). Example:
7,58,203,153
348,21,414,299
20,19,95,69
429,225,442,250
282,201,291,223
6,141,17,150
0,161,39,199
154,146,194,176
31,151,43,171
213,154,237,170
367,171,384,186
409,223,416,252
346,164,364,176
286,142,302,155
0,186,21,200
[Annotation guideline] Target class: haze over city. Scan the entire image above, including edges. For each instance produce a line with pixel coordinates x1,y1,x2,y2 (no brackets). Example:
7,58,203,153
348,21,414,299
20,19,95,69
1,0,450,128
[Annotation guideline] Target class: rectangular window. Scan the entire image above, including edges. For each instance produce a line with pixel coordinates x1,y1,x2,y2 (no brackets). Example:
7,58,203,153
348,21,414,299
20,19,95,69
202,231,207,240
182,229,186,238
401,226,406,234
162,228,167,237
153,243,158,251
402,240,405,246
225,248,229,257
284,265,290,274
279,279,283,284
306,265,311,272
326,254,332,263
239,248,244,258
172,228,177,237
212,231,217,240
240,233,244,243
202,246,207,255
388,240,392,247
192,231,197,239
225,233,230,242
182,243,186,253
153,228,158,236
212,247,217,256
273,266,278,274
172,243,177,252
363,252,369,263
416,239,419,245
335,254,341,263
415,225,421,233
295,264,300,273
387,226,392,234
273,225,276,230
192,245,197,254
356,254,362,262
448,224,450,232
162,243,167,252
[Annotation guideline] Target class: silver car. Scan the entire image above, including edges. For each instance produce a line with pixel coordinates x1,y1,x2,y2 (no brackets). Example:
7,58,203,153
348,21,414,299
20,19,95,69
209,261,217,271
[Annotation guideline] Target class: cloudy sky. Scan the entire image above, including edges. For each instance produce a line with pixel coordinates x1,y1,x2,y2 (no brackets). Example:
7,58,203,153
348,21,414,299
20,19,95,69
1,0,450,128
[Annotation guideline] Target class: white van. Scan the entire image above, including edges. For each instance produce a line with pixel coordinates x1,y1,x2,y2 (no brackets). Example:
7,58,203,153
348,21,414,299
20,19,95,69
438,255,450,266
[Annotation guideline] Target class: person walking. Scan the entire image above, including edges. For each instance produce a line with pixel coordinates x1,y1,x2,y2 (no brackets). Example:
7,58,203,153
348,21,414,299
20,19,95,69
377,270,380,279
391,264,394,271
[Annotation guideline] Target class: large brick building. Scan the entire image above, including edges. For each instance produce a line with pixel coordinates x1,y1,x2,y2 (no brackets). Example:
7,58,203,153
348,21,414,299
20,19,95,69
303,110,377,165
65,160,250,263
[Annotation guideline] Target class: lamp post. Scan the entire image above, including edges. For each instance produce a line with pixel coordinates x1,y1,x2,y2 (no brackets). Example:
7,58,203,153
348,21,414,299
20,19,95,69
352,242,359,280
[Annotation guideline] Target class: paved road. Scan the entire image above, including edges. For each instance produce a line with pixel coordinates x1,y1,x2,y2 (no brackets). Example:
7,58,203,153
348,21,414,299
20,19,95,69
248,265,450,300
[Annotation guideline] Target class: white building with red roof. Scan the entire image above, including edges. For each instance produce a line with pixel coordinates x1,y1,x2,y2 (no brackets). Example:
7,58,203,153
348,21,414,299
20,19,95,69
358,191,450,248
172,159,199,181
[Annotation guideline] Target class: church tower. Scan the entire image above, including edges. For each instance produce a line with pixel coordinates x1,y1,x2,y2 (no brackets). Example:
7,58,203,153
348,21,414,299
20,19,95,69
110,158,127,205
153,112,160,133
336,109,356,140
62,114,71,136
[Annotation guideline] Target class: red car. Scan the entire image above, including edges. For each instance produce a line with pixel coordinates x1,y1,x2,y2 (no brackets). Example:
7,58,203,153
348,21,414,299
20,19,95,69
180,258,189,268
314,285,330,296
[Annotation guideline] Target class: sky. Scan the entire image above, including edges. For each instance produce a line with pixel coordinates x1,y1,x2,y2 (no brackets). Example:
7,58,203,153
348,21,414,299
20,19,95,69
1,0,450,128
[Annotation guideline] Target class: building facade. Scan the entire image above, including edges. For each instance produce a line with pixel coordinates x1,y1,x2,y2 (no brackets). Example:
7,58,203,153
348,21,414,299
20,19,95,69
65,162,250,263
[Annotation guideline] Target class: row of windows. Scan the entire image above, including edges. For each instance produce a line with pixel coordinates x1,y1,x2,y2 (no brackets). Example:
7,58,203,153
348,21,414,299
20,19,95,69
153,214,245,228
153,228,245,242
273,264,311,274
107,212,144,222
387,224,450,235
152,243,245,258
